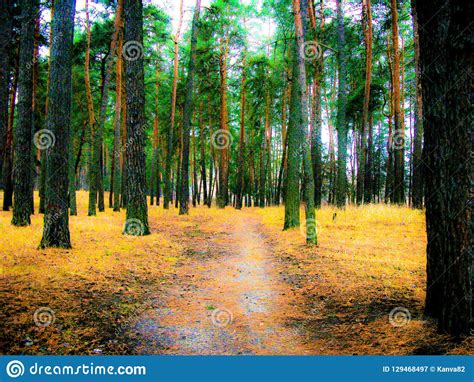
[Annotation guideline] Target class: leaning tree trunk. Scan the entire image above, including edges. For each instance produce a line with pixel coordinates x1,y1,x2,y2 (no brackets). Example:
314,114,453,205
12,0,38,226
123,0,149,236
179,0,201,215
415,0,472,337
40,0,76,248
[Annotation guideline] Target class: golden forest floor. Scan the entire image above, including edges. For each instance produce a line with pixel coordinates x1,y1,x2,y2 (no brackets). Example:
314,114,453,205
0,191,472,355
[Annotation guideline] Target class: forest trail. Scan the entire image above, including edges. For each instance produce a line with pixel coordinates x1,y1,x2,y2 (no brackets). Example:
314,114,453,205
133,212,313,355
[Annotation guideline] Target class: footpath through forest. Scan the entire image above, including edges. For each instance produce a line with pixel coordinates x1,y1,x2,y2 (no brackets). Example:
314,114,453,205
132,213,314,354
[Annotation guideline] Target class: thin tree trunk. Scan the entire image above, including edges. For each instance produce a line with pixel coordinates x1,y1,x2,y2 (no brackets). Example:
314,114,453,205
113,5,123,212
179,0,201,215
390,0,405,204
293,0,317,244
335,0,348,208
410,0,423,209
216,31,230,208
164,0,183,209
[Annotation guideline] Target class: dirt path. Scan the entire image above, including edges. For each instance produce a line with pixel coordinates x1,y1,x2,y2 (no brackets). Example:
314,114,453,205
132,212,314,355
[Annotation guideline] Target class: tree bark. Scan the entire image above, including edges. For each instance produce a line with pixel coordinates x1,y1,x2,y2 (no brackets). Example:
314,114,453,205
410,0,423,209
390,0,405,204
40,0,76,248
12,0,38,226
415,0,472,336
335,0,348,208
123,0,150,235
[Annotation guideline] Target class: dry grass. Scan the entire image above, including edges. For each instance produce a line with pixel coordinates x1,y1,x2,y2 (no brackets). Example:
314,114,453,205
254,205,473,354
0,191,472,355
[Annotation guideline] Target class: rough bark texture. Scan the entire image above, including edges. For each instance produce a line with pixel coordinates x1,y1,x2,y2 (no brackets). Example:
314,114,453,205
410,0,423,209
123,0,149,236
0,0,12,190
283,43,301,230
414,0,472,337
217,32,230,208
179,0,201,215
335,0,348,208
293,0,317,244
12,0,38,226
113,4,123,212
39,0,76,248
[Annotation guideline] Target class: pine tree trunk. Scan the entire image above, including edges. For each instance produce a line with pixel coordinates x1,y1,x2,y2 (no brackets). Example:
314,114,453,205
235,49,247,210
12,0,38,226
164,0,183,209
198,102,207,206
335,0,348,208
415,0,471,336
122,0,149,235
179,0,201,215
0,0,12,195
40,0,75,248
358,0,372,205
113,7,123,212
85,0,98,216
293,0,317,244
283,43,301,229
390,0,405,204
217,32,230,208
410,0,423,209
